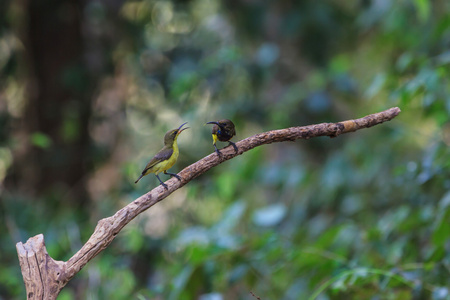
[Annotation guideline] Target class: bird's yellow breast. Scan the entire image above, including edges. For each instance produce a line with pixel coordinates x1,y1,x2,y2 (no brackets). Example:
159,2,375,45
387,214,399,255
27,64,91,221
144,140,179,175
212,133,219,144
164,141,179,171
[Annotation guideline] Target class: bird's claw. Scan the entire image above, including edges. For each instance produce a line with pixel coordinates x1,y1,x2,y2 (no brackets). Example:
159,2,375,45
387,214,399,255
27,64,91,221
229,142,238,153
160,182,168,190
170,174,182,181
213,144,223,157
165,172,182,181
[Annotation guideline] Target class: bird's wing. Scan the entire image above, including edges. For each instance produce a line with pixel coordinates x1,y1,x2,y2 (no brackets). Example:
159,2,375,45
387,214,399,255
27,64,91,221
142,147,173,173
229,125,236,136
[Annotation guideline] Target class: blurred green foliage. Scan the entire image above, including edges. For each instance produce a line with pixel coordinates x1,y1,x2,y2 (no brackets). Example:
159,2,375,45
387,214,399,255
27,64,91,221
1,0,450,299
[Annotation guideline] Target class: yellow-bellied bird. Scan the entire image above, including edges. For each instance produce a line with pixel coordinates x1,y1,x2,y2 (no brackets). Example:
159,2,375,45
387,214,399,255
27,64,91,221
135,122,189,189
206,119,238,156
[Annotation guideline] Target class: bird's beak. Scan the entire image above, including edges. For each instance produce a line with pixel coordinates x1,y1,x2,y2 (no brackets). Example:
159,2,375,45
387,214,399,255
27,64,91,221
206,121,220,126
177,122,189,134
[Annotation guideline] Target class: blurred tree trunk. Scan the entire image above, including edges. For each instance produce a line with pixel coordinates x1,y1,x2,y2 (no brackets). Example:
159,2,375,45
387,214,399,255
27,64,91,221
10,0,93,205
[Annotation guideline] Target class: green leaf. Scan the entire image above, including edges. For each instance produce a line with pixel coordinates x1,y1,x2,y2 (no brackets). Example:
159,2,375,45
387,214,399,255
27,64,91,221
413,0,430,22
31,132,52,149
432,209,450,246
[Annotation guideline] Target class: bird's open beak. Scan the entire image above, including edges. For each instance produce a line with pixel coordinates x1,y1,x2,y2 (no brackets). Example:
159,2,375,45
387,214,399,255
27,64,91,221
177,122,189,134
206,121,220,126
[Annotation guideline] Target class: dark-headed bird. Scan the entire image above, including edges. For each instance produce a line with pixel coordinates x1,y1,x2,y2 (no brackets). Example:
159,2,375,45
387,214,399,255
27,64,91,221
206,119,238,156
135,122,189,189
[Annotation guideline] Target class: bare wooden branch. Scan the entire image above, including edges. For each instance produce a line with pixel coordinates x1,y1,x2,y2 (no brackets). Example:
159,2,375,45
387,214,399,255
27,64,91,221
16,234,66,300
16,107,401,298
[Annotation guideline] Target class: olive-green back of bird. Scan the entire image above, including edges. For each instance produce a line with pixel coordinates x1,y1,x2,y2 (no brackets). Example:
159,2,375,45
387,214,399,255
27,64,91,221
135,122,188,187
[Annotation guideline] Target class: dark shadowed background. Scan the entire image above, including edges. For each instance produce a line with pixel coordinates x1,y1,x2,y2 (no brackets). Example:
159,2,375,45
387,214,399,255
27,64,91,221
1,0,450,299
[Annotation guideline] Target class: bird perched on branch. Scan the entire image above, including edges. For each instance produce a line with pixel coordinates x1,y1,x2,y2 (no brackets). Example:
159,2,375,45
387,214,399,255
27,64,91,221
135,122,189,189
206,119,238,156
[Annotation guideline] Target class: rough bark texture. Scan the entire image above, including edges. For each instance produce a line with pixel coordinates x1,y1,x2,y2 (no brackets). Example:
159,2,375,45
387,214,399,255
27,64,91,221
16,234,66,300
16,107,401,299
